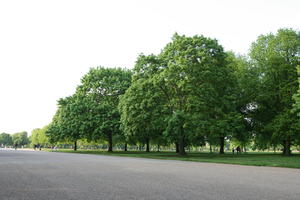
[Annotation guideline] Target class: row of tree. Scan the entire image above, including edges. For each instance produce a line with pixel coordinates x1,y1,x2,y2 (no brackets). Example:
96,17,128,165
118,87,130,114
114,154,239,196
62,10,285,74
0,131,29,147
0,128,50,148
45,28,300,156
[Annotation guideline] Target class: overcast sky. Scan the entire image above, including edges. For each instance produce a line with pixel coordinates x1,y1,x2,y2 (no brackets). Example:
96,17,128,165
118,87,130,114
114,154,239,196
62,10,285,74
0,0,299,135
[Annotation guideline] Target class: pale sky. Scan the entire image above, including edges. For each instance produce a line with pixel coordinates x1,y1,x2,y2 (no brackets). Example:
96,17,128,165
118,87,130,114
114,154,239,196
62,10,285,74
0,0,299,135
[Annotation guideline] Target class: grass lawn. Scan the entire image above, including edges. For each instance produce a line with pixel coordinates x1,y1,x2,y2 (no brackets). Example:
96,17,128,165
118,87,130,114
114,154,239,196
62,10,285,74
47,149,300,168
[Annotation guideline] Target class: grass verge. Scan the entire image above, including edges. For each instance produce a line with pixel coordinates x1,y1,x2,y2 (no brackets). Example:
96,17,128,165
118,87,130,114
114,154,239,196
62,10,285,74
46,149,300,169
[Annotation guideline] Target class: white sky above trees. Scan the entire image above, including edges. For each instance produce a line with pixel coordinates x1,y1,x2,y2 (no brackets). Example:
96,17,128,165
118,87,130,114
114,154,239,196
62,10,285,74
0,0,299,134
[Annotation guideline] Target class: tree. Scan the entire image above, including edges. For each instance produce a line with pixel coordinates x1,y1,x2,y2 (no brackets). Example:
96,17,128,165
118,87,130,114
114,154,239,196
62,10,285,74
46,95,88,150
46,107,65,144
119,73,168,152
292,66,300,147
292,67,300,115
153,34,236,155
0,133,13,147
250,28,300,155
226,52,259,151
77,67,132,152
120,34,239,155
30,126,49,147
12,131,29,147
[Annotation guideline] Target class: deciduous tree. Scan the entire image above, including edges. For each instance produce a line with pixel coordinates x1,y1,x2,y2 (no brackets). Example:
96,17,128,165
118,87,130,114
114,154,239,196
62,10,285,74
250,28,300,155
77,67,132,152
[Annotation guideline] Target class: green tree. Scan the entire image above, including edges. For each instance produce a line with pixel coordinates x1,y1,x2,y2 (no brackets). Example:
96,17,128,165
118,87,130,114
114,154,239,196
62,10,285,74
77,67,132,152
47,95,88,150
46,107,64,144
226,52,260,151
292,67,300,116
119,73,168,152
250,28,300,155
154,34,237,155
12,131,29,147
0,133,13,146
292,67,300,147
30,126,49,147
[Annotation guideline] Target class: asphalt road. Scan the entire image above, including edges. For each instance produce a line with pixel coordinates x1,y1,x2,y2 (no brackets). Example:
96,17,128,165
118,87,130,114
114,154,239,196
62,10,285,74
0,149,299,200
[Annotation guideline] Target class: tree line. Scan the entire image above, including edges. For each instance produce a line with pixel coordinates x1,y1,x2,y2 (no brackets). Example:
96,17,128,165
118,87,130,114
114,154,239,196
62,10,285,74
0,127,50,149
0,131,29,148
43,28,300,156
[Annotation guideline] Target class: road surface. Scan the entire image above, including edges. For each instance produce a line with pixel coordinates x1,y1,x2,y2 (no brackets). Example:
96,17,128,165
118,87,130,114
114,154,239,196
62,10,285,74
0,149,299,200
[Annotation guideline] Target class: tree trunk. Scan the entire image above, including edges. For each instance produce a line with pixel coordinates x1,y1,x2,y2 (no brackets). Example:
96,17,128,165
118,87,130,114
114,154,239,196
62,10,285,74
219,136,225,154
157,144,160,152
124,142,127,152
209,144,212,153
283,138,291,156
175,142,179,153
146,137,150,152
74,140,77,151
178,135,186,156
108,133,113,152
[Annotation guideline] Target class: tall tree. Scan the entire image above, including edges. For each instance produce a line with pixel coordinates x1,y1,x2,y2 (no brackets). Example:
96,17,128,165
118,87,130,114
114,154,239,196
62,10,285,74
250,28,300,155
292,66,300,147
77,67,132,152
154,34,236,155
46,95,87,150
292,67,300,115
226,52,259,151
119,74,168,152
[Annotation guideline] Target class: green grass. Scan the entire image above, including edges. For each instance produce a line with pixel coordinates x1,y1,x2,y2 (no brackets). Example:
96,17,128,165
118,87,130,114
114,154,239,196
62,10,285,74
47,149,300,169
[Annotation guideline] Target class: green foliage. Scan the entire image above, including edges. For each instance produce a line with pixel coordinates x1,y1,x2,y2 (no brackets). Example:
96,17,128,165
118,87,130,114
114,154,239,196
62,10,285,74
75,67,132,151
0,133,13,146
120,34,241,155
157,34,240,155
250,28,300,155
46,108,64,144
292,67,300,117
292,67,300,145
30,126,49,147
119,55,169,152
47,67,132,152
12,131,29,146
45,28,300,156
225,52,258,149
46,95,86,149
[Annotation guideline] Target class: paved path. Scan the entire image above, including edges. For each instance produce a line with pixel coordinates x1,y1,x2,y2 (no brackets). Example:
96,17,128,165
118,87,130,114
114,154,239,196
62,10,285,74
0,150,299,200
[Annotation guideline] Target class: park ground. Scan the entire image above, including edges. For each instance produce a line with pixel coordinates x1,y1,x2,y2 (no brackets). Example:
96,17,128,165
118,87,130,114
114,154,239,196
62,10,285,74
47,149,300,169
1,149,300,200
